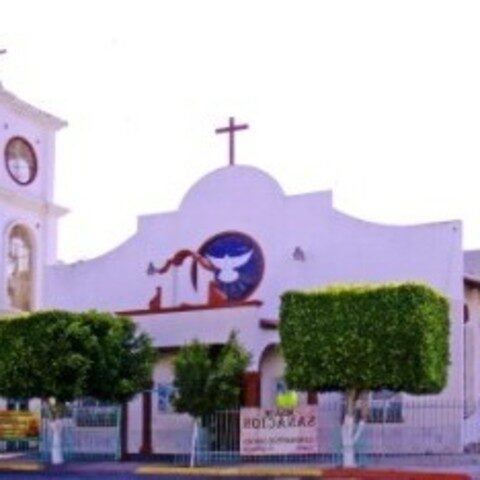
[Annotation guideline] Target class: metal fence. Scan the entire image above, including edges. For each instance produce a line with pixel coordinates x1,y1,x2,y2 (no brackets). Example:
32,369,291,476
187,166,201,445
0,403,121,462
146,398,480,468
4,396,480,468
0,438,40,459
39,403,122,462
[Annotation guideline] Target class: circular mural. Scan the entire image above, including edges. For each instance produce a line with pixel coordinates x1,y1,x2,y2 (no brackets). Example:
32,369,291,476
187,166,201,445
5,137,38,186
199,231,264,302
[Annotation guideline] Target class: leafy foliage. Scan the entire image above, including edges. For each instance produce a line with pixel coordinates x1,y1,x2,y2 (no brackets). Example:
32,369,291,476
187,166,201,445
0,310,155,403
173,332,250,418
279,283,449,394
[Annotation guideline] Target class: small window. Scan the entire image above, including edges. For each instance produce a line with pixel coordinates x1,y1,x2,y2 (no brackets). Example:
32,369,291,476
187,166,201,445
275,377,288,395
341,390,403,424
368,390,403,423
73,398,118,427
157,383,176,413
7,398,29,411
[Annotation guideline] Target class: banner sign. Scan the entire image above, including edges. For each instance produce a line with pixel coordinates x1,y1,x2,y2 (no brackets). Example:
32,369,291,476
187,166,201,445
0,411,40,439
240,406,318,455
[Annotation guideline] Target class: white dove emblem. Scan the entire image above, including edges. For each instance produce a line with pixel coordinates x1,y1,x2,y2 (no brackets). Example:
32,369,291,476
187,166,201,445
207,250,253,283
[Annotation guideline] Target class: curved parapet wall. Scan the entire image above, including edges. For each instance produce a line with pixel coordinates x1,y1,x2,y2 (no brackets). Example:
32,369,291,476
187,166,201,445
44,165,463,404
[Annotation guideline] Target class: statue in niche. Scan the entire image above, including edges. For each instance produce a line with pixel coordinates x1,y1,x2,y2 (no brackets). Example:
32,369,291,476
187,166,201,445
6,225,33,312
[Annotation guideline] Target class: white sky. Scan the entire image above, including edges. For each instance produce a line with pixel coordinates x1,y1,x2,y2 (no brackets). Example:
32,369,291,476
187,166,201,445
2,1,480,262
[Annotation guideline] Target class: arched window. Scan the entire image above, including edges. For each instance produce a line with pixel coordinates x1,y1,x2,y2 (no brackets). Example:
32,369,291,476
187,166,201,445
6,225,34,311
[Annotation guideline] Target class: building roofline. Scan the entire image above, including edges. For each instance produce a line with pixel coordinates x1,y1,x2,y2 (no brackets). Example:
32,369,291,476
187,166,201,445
0,82,67,131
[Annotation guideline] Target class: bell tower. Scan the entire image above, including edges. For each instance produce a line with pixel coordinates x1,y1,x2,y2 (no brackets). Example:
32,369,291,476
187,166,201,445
0,82,67,315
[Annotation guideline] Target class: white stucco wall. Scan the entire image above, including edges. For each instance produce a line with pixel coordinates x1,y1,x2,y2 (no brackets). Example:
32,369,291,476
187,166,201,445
0,98,65,314
42,165,465,454
127,394,142,455
150,354,193,454
464,286,480,411
0,103,52,201
45,166,463,398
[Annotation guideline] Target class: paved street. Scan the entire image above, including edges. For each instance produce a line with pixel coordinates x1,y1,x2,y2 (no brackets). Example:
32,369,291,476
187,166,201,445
0,476,270,480
0,460,478,480
0,475,140,480
0,470,478,480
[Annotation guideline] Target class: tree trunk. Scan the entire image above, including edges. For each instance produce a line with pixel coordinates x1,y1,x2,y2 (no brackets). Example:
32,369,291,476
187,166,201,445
341,390,366,467
189,418,199,468
341,412,355,467
50,418,63,465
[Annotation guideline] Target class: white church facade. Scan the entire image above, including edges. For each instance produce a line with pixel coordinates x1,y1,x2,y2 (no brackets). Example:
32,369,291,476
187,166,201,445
2,83,480,457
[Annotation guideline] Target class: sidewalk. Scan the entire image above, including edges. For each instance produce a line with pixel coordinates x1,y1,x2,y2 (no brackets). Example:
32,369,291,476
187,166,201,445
135,464,474,478
0,459,476,479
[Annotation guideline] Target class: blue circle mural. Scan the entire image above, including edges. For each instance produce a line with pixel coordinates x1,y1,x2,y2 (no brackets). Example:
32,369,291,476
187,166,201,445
199,231,264,302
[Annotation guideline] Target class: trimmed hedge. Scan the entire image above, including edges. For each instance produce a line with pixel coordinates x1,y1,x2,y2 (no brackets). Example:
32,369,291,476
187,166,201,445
279,283,449,394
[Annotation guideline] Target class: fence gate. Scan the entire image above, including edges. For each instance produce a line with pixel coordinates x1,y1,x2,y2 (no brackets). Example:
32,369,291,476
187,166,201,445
40,403,121,461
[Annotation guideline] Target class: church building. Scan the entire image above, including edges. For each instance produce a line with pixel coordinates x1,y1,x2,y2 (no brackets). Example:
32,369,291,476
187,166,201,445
1,83,480,456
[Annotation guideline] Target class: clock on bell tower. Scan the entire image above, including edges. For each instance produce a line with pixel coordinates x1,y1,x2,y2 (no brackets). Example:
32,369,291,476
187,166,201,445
0,82,67,315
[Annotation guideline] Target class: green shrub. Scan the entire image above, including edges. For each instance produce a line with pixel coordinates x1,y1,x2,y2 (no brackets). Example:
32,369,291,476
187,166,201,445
173,332,250,418
279,283,449,394
0,310,155,403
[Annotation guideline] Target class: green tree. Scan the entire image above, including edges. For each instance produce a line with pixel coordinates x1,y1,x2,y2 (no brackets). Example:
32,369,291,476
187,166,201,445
279,283,449,466
0,310,155,464
173,332,250,465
